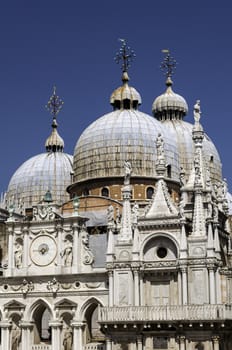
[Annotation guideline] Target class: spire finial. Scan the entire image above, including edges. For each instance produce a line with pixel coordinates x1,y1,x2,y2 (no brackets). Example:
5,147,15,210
160,49,177,83
114,39,136,75
46,86,64,121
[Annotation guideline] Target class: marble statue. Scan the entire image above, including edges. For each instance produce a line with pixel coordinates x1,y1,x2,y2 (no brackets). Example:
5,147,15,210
61,241,73,266
194,100,201,123
63,327,73,350
14,243,22,269
11,324,21,350
124,160,132,185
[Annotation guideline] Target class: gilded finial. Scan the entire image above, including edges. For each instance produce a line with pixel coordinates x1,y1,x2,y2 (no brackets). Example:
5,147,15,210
46,86,64,119
114,39,136,73
160,49,177,80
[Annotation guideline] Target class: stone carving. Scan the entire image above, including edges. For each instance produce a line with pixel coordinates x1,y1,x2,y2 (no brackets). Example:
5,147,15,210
33,205,55,221
115,206,121,224
47,277,60,294
124,160,132,185
14,243,23,269
179,167,186,187
156,133,164,159
61,240,73,266
205,167,212,190
194,100,201,123
11,323,21,350
107,204,114,225
82,230,94,265
63,327,73,350
20,279,34,296
213,203,219,223
132,202,139,223
179,196,185,219
206,193,213,219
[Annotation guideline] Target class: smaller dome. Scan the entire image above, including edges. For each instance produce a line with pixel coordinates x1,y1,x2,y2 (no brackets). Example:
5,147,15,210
152,77,188,120
110,72,141,110
45,118,64,152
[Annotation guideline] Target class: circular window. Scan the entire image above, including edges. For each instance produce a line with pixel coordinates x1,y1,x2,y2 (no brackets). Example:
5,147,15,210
157,247,167,259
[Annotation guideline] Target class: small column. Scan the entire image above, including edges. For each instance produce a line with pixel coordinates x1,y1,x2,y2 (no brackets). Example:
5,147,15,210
106,336,112,350
179,336,186,350
56,222,63,267
108,270,114,307
0,320,11,350
134,270,140,306
212,336,220,350
72,222,79,272
22,226,29,268
72,321,85,350
49,320,62,350
215,268,221,304
7,225,14,271
178,271,182,305
20,321,33,350
137,335,143,350
181,267,188,304
139,273,144,305
208,266,216,304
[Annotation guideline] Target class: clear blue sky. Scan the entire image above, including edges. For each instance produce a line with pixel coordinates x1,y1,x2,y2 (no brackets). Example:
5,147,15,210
1,0,232,192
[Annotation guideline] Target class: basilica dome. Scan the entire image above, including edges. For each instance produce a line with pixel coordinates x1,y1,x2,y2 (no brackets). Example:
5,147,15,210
73,73,179,185
4,90,73,212
152,77,222,183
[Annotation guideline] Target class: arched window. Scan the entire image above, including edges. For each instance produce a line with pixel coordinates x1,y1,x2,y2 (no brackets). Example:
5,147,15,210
83,188,89,196
167,164,171,178
146,187,154,199
101,187,109,197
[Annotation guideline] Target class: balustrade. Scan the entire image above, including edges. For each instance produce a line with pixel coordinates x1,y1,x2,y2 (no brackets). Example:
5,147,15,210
98,304,232,323
31,345,51,350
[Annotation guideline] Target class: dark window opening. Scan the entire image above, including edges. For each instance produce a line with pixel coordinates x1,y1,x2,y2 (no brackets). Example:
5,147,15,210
101,187,109,197
146,187,154,199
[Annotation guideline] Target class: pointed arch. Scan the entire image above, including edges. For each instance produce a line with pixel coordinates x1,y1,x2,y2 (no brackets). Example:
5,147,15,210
80,297,104,321
27,298,54,321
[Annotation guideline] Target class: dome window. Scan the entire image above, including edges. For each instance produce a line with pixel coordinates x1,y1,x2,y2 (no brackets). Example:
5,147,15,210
101,187,109,197
83,188,89,196
123,99,130,109
146,187,154,199
167,164,172,178
210,155,214,163
157,247,168,259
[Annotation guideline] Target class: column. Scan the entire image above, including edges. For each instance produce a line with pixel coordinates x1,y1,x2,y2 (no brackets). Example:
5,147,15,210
72,222,79,272
106,336,112,350
181,267,188,304
178,271,182,305
212,336,220,350
22,226,29,268
7,226,14,271
215,268,221,304
134,270,140,306
139,273,144,305
0,320,11,350
72,321,85,350
49,320,62,350
179,336,185,350
137,335,143,350
56,223,63,268
20,321,33,350
108,270,114,307
208,266,216,304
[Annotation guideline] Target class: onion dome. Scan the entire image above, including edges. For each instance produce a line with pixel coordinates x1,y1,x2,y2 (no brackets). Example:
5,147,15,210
152,76,188,120
151,51,222,183
110,71,141,110
73,41,179,185
4,88,73,212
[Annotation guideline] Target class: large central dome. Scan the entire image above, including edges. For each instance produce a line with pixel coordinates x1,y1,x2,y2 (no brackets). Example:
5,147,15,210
73,71,179,185
73,109,179,183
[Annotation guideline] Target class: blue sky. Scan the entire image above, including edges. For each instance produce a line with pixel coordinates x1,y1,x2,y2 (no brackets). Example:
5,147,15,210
1,0,232,192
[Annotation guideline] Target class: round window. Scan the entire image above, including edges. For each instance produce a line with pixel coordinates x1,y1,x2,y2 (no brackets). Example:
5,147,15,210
157,247,167,259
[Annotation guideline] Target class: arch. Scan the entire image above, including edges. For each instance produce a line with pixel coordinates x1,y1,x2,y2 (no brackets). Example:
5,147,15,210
101,187,109,197
27,298,54,321
80,297,104,320
141,232,179,260
80,297,105,345
146,186,154,199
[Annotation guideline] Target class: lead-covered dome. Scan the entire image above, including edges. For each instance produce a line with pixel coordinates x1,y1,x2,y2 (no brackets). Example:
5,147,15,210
73,74,179,184
3,89,73,212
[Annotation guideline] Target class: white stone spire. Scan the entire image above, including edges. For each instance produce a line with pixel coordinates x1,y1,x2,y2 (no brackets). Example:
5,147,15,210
192,101,206,236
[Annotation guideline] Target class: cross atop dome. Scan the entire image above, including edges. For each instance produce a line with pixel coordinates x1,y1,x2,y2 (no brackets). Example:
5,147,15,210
46,86,64,121
160,49,177,82
114,39,136,74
